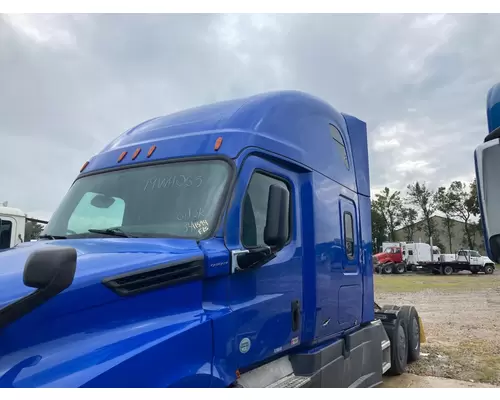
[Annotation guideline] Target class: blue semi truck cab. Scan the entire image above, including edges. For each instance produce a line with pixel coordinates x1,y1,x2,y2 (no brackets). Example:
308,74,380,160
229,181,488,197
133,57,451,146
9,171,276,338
0,91,422,388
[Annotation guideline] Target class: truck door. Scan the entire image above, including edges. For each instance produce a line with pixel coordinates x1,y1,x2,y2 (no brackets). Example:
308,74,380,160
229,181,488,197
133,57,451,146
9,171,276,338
222,155,303,370
469,251,481,265
0,217,16,250
337,196,362,330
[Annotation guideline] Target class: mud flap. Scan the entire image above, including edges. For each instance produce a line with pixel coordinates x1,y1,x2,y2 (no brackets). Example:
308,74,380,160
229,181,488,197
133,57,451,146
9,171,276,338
418,316,426,343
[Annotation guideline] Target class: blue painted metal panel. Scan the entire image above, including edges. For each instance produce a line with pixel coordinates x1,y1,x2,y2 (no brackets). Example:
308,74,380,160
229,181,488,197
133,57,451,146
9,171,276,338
80,91,357,194
487,82,500,134
358,194,375,323
212,154,304,381
311,172,363,341
343,113,370,197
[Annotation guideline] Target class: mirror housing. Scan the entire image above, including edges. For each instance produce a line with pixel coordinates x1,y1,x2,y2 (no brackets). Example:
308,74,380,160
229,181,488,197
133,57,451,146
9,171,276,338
264,184,290,250
0,246,77,330
475,82,500,263
24,246,77,291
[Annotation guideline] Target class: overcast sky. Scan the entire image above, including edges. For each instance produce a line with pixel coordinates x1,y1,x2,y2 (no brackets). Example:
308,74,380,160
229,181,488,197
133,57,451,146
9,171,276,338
1,13,499,220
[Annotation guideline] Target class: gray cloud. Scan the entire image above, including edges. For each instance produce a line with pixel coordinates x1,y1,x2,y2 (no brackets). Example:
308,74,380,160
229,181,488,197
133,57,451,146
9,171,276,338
1,13,499,219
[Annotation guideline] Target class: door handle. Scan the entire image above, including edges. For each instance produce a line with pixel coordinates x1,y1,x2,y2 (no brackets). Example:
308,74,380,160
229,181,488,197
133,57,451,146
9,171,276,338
291,300,300,332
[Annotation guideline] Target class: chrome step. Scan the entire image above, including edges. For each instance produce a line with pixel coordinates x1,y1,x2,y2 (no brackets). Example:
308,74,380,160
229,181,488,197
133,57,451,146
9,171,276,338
267,374,311,388
381,340,390,350
382,362,391,374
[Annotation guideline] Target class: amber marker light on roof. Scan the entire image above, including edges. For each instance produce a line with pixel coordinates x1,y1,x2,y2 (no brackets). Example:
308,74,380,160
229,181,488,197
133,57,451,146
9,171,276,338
80,161,89,173
117,151,127,163
214,137,223,151
132,148,141,160
147,145,157,158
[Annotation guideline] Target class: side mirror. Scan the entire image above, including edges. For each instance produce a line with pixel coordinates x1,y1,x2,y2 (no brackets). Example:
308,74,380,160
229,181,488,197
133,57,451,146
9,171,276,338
24,246,77,292
475,82,500,263
264,184,290,250
0,246,77,330
475,138,500,263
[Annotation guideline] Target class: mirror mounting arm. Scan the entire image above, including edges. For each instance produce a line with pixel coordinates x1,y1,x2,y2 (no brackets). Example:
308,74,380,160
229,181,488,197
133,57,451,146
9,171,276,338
0,246,76,330
231,245,276,273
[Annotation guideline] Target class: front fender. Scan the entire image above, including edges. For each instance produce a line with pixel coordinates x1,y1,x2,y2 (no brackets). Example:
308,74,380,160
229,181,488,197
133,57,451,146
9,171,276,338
0,304,214,388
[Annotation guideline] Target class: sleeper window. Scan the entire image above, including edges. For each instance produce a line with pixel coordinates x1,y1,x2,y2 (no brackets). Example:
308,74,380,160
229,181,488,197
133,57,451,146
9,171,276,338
329,124,349,170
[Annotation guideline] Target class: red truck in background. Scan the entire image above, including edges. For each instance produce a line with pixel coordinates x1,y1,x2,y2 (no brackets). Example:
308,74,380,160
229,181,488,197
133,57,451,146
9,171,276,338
373,246,407,274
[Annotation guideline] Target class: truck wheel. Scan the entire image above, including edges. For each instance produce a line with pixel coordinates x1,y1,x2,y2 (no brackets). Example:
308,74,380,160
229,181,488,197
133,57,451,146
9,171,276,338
443,266,453,276
383,263,394,274
395,263,406,274
485,265,494,275
387,313,408,375
399,306,420,363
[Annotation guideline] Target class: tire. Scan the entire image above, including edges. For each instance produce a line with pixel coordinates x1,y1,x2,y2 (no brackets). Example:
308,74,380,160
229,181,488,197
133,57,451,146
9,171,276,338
383,263,394,274
443,266,453,276
387,312,408,375
485,265,494,275
399,305,421,363
395,263,406,274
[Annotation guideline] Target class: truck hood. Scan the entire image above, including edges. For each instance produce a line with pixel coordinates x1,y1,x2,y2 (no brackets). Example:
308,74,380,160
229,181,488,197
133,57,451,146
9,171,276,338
0,238,203,320
373,252,387,261
481,256,495,264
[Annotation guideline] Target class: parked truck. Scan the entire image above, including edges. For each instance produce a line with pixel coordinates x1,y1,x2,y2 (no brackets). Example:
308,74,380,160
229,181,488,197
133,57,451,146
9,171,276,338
373,245,406,274
417,249,495,275
0,206,48,251
373,242,440,274
0,91,424,388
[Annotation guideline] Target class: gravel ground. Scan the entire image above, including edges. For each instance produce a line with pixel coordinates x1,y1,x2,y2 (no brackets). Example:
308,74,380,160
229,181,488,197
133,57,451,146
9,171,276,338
375,271,500,386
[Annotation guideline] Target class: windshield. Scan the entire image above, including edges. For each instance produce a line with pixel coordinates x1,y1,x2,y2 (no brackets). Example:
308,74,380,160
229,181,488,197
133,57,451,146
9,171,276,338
44,159,232,239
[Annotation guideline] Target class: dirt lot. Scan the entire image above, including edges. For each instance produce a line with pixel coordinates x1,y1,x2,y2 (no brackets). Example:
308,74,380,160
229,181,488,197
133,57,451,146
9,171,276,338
375,271,500,387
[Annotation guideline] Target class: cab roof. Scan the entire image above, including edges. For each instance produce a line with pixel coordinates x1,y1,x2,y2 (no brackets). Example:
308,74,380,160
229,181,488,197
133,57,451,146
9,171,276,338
83,90,368,194
0,206,25,218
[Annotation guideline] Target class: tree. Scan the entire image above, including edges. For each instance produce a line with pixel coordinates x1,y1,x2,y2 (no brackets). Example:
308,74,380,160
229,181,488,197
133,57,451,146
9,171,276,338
406,181,437,243
399,206,418,242
24,220,44,241
469,178,480,216
434,185,459,253
372,187,403,241
448,180,477,249
371,204,387,253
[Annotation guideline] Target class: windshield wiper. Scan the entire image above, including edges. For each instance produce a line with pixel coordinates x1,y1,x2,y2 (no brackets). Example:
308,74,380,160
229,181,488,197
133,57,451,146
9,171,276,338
87,227,136,238
39,234,67,240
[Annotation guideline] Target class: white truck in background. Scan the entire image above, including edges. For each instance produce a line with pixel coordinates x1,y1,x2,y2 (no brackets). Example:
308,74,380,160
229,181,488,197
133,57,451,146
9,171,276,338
418,249,495,275
374,241,441,274
0,205,48,251
405,242,441,268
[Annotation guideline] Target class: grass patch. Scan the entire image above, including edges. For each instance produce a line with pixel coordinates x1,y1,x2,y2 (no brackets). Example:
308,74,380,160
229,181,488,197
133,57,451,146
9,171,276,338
409,340,500,385
375,273,499,293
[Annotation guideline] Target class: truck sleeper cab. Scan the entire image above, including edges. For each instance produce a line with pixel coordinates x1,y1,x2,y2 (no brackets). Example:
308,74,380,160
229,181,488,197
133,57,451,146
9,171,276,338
0,91,421,388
